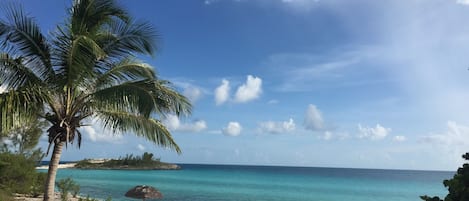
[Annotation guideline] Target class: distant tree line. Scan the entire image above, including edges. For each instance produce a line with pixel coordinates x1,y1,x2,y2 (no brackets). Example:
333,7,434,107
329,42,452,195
75,152,169,169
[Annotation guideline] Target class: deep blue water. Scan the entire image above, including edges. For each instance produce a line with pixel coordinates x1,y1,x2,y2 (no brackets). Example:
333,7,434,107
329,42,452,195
41,164,453,201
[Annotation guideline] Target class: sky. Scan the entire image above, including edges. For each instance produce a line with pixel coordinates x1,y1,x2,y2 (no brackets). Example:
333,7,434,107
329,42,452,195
13,0,469,171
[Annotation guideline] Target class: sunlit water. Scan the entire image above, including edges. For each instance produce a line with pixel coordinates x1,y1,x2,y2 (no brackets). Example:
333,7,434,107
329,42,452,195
41,164,452,201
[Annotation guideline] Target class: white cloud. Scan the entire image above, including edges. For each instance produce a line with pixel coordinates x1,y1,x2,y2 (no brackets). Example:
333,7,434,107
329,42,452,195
222,122,242,136
303,104,324,131
234,75,262,103
456,0,469,5
422,121,469,146
214,79,230,105
163,114,207,133
82,124,123,144
258,118,296,134
137,144,145,151
358,124,391,140
0,85,6,93
393,135,406,142
183,86,202,103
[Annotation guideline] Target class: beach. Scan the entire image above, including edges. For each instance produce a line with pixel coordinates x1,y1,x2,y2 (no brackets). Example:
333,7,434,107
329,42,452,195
35,163,77,170
14,193,82,201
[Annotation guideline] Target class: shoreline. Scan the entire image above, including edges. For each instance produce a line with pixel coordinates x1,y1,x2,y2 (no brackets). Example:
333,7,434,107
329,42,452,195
35,163,77,170
14,193,84,201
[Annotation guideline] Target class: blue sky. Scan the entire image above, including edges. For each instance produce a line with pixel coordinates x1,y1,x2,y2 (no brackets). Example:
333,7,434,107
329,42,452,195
20,0,469,171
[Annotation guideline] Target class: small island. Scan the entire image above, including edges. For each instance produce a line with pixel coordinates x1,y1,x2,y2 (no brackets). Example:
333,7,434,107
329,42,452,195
74,152,181,170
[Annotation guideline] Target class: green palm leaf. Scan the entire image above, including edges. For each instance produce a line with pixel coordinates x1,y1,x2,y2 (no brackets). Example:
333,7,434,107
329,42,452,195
0,3,53,82
96,110,181,153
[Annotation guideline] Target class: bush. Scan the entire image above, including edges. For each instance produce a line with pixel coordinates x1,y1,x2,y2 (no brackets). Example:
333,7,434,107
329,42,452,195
78,195,104,201
421,153,469,201
56,177,80,201
0,152,46,195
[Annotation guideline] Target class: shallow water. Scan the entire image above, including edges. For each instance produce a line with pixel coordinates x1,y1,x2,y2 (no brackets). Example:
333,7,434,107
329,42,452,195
47,164,452,201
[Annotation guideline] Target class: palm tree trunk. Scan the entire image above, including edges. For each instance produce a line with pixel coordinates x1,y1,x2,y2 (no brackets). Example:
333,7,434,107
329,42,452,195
44,142,64,201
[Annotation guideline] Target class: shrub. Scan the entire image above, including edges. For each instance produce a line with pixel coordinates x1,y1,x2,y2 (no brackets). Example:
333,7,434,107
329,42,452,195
421,153,469,201
0,152,45,195
56,177,80,201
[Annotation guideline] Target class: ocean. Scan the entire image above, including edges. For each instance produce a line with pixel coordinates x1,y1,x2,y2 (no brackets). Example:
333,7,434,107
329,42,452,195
45,164,453,201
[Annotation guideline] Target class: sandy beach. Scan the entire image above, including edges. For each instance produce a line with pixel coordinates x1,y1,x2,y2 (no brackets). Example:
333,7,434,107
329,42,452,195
35,163,77,170
14,193,82,201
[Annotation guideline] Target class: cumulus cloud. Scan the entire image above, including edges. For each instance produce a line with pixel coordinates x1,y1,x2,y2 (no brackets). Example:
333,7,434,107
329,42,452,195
258,118,296,134
82,124,123,144
223,122,242,136
303,104,324,131
137,144,145,151
183,86,203,102
393,135,406,142
215,79,230,105
163,114,207,133
358,124,391,140
234,75,262,103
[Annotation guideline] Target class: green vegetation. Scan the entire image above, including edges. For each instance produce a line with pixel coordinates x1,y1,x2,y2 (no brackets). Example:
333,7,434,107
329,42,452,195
0,0,191,199
75,152,180,170
421,153,469,201
0,120,46,199
0,152,47,198
78,195,112,201
56,177,80,201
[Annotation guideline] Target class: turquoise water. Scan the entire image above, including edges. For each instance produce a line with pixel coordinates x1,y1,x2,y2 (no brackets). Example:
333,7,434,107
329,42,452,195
48,164,452,201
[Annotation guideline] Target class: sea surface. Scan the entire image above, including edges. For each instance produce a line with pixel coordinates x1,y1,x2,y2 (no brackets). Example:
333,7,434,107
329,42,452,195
43,164,453,201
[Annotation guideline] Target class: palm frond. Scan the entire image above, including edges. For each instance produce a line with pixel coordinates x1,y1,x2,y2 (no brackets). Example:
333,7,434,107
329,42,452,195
92,80,161,118
94,58,155,87
0,87,45,134
0,53,45,89
96,110,181,153
98,19,157,58
153,80,192,117
70,0,128,35
53,29,105,87
0,3,53,82
92,79,191,118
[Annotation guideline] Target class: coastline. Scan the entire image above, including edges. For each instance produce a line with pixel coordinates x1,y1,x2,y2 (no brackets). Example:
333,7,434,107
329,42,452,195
14,193,83,201
36,159,181,170
35,163,77,170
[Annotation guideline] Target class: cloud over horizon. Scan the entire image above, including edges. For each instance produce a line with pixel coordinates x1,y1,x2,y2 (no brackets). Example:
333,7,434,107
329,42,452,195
258,118,296,134
358,124,391,140
223,121,242,136
304,104,324,131
163,114,207,133
215,79,230,105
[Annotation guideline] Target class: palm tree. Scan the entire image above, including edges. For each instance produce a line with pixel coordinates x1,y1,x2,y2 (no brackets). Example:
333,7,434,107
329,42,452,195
0,1,191,200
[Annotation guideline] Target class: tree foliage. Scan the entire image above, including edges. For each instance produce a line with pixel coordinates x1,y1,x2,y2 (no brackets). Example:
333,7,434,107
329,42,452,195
0,0,191,198
0,152,46,197
421,153,469,201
